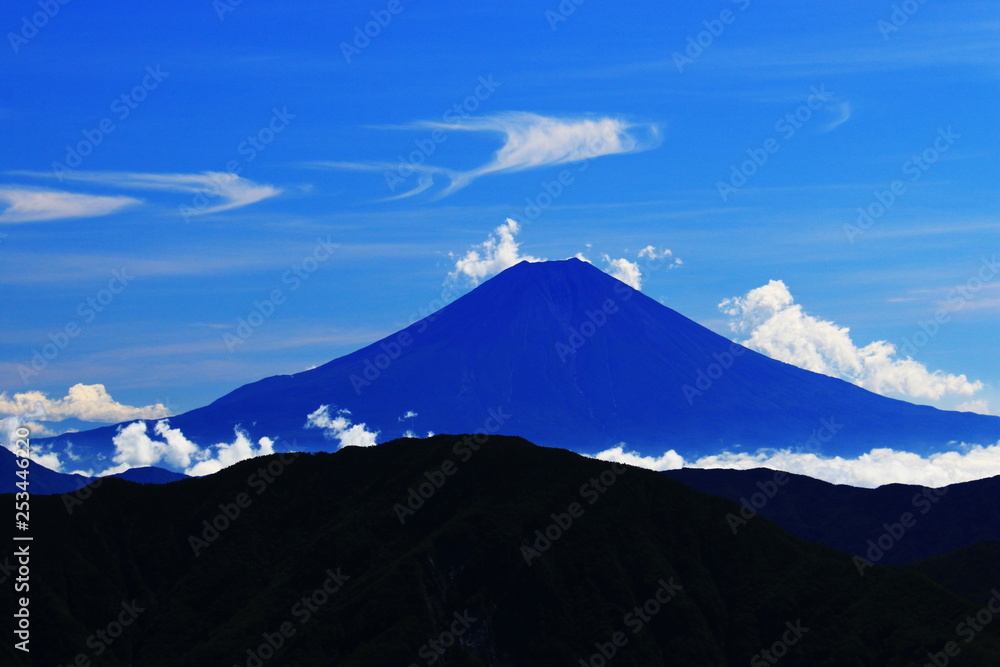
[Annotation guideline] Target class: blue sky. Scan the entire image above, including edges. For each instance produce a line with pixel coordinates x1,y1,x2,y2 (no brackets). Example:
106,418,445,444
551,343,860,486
1,0,998,442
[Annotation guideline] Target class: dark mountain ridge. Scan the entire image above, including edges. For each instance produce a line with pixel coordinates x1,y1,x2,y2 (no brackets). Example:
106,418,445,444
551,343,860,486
4,435,1000,666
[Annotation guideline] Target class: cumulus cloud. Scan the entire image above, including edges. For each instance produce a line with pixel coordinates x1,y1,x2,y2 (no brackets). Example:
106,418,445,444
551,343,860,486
103,420,275,477
594,442,1000,488
720,280,982,401
11,170,280,216
448,218,543,286
318,112,659,198
0,413,63,470
600,246,681,291
603,256,642,290
305,405,379,448
399,410,418,421
0,384,170,423
0,186,139,223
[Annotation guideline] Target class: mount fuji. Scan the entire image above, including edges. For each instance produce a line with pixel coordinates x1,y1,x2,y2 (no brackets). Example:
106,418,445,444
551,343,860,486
35,258,1000,472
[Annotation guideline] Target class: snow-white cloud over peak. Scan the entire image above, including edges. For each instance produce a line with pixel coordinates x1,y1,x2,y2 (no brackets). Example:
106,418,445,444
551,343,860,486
720,280,983,401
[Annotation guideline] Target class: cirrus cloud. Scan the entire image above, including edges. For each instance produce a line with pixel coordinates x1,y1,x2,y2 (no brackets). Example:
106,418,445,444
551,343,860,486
313,111,659,198
0,186,139,223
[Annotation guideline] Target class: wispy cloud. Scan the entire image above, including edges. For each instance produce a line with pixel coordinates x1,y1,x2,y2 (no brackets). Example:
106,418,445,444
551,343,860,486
0,186,139,223
822,101,852,132
315,112,659,198
10,170,281,216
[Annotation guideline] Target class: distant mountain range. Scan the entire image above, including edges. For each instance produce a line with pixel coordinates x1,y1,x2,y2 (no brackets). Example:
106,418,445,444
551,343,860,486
663,467,1000,565
4,435,999,666
32,259,1000,473
0,444,186,494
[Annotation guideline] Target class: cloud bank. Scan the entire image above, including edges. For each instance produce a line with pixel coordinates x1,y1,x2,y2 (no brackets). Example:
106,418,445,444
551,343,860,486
720,280,982,401
595,442,1000,488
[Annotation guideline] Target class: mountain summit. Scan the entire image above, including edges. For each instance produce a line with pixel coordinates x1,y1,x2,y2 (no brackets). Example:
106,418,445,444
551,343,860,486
38,258,1000,466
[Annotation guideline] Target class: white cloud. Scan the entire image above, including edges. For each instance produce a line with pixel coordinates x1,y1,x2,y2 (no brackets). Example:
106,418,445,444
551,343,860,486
399,410,418,421
0,384,170,423
600,246,680,291
957,400,996,416
305,405,379,448
102,420,275,477
0,186,139,223
448,218,543,286
720,280,982,401
1,414,63,469
595,442,1000,488
822,101,853,133
592,445,685,471
11,170,281,216
603,256,642,290
320,112,659,198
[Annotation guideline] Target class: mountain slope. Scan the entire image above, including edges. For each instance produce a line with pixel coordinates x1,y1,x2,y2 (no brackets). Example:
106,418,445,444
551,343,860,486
35,259,1000,469
3,436,1000,666
663,467,1000,564
0,445,186,494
